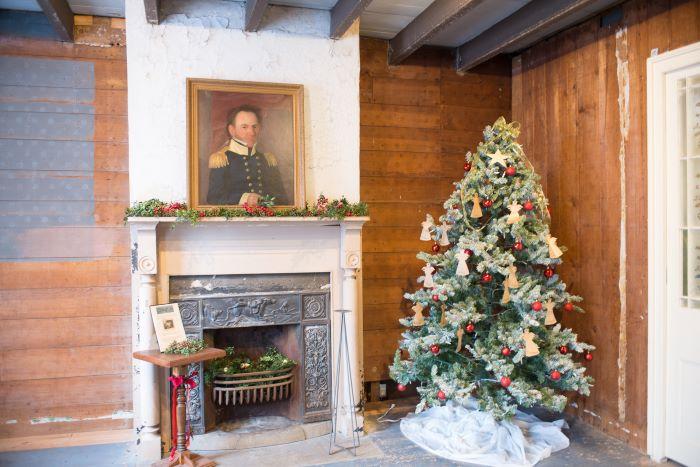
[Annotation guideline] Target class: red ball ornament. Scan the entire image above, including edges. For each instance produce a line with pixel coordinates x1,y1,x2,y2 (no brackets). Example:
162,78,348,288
559,346,568,355
531,301,543,312
465,249,473,256
431,243,440,253
432,294,440,301
437,390,446,401
513,241,524,251
550,370,561,381
585,352,593,361
464,162,472,171
523,200,534,211
430,344,440,355
505,166,516,177
544,267,555,279
501,347,511,357
397,384,407,392
465,323,475,333
481,273,493,283
452,203,460,209
563,302,574,312
500,376,512,388
482,199,493,208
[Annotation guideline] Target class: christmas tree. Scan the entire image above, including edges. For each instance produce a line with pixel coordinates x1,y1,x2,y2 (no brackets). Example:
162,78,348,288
390,117,594,420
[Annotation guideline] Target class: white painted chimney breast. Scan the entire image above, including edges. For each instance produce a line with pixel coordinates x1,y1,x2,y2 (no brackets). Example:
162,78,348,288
125,0,360,204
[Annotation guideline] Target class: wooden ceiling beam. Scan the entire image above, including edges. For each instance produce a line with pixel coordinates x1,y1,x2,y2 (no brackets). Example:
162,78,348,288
330,0,372,39
389,0,485,65
454,0,622,72
245,0,269,32
143,0,160,25
37,0,73,42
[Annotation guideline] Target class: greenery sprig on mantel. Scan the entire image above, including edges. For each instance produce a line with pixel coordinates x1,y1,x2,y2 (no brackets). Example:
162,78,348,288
124,195,368,224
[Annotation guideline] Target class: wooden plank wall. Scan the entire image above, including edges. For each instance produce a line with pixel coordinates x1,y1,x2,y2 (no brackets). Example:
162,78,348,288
0,18,131,440
512,0,700,450
360,38,511,382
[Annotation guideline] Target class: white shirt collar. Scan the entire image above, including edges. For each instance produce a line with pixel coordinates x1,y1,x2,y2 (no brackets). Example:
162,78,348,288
228,138,257,156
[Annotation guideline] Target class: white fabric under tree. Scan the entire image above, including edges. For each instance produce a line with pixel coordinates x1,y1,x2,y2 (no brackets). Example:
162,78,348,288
400,400,569,466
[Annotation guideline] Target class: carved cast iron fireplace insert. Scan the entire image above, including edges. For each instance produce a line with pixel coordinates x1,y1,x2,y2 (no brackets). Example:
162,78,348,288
169,273,332,434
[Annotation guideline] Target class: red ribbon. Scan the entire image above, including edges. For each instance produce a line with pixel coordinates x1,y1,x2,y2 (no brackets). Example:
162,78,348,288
168,371,198,460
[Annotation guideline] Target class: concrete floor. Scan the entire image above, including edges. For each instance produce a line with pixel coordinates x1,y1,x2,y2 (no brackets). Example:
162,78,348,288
0,403,669,467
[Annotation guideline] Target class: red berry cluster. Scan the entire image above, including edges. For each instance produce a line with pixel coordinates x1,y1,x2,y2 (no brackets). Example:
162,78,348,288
242,203,275,216
154,202,186,216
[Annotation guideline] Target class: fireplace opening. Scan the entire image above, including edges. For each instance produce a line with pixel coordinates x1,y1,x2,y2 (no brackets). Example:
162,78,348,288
204,325,303,430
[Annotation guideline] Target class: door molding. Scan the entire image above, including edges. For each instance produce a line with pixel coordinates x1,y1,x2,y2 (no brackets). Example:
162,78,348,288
647,40,700,462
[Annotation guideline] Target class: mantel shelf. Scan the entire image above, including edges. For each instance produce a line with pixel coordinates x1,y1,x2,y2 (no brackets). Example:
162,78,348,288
126,216,369,226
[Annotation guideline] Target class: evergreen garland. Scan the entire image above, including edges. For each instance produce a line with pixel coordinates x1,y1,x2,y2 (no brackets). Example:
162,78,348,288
124,195,368,224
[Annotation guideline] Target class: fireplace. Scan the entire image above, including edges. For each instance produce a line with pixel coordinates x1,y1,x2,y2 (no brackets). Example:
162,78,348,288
169,273,331,434
128,217,367,462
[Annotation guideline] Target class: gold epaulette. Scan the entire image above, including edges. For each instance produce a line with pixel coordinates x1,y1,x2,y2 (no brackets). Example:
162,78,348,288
263,152,277,167
208,145,229,169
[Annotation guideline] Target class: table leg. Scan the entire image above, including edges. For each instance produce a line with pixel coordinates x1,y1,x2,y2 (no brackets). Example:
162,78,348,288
174,365,188,455
152,366,215,467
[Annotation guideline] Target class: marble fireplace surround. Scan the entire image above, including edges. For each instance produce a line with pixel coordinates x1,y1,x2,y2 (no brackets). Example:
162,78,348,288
127,217,367,462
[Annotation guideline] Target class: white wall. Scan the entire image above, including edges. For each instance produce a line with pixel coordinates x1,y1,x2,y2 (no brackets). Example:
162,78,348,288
125,0,360,204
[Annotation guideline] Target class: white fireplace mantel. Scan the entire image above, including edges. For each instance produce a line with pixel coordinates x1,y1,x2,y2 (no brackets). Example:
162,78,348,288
127,216,367,462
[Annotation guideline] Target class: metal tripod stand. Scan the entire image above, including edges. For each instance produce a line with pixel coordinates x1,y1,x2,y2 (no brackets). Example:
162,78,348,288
329,309,361,455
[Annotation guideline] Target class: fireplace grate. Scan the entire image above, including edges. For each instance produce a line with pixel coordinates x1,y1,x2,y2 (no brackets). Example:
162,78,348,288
212,367,295,406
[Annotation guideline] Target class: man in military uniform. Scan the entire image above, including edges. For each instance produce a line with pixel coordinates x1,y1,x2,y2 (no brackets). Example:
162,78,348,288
207,105,289,205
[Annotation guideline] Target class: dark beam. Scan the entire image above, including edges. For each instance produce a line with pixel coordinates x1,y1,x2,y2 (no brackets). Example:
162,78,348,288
330,0,372,39
143,0,160,25
455,0,622,72
245,0,269,32
36,0,73,42
389,0,485,65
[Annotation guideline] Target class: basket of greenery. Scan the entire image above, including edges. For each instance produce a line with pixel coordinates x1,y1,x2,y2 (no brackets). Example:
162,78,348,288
207,347,297,406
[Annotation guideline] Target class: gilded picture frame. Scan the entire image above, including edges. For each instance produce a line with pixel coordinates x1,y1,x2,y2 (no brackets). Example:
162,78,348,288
187,78,305,209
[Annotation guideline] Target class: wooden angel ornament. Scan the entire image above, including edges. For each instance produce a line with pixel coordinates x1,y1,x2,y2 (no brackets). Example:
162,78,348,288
501,265,520,304
546,234,563,259
455,249,470,276
470,194,483,218
544,299,557,325
522,329,540,357
438,222,452,246
420,214,435,241
411,303,425,326
422,263,435,288
506,203,522,225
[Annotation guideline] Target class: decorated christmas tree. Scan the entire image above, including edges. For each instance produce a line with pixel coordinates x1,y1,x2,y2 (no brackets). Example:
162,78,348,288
390,117,594,420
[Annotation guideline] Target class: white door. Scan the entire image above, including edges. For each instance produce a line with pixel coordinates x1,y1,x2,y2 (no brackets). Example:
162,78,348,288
666,64,700,467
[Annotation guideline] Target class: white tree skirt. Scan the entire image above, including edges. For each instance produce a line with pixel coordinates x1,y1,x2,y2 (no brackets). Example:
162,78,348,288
400,401,569,466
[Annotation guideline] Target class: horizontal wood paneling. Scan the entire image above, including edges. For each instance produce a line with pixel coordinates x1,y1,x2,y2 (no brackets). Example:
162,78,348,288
0,286,130,319
511,0,700,450
0,33,130,439
1,345,131,382
360,38,511,381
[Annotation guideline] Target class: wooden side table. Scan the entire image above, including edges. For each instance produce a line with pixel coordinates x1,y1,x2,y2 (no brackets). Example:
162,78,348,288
134,348,226,467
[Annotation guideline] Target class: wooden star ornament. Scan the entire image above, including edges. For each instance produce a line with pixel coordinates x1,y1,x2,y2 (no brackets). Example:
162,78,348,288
487,149,509,168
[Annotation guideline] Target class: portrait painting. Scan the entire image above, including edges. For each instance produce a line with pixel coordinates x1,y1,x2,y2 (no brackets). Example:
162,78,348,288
188,79,305,209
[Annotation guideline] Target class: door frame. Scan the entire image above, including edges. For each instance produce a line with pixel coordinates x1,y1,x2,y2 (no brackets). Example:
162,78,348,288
647,40,700,462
